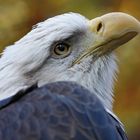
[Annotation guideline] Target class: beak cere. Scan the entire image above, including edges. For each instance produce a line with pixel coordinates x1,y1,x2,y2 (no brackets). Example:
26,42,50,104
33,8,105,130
73,12,140,65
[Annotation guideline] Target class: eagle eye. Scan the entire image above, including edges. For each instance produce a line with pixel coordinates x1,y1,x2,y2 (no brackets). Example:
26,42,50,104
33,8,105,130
52,43,71,58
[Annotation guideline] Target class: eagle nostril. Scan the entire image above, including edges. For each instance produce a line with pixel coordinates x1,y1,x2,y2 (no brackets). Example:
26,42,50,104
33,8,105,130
97,22,103,32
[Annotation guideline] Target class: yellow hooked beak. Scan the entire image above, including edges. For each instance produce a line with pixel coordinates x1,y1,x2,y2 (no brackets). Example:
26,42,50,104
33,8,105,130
73,12,140,65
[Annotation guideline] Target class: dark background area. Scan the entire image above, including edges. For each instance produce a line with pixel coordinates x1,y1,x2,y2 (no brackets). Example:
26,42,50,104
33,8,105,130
0,0,140,139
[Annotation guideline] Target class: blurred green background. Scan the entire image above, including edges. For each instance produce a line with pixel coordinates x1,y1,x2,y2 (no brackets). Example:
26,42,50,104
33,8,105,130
0,0,140,139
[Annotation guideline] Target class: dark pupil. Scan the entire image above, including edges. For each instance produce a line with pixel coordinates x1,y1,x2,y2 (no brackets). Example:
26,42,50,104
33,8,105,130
58,45,65,51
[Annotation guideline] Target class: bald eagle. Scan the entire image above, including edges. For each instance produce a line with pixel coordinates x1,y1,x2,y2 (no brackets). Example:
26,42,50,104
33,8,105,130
0,12,139,140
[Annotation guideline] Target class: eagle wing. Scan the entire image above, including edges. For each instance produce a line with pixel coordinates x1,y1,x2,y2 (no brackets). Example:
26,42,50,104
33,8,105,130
0,82,127,140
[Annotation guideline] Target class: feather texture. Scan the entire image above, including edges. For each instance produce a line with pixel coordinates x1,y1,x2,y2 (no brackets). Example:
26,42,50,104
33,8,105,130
0,82,127,140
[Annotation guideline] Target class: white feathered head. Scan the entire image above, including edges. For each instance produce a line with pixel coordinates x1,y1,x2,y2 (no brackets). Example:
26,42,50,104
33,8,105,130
0,12,139,110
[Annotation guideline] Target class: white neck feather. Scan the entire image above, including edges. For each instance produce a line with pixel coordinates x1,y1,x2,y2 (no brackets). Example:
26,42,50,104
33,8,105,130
0,39,118,112
37,54,118,111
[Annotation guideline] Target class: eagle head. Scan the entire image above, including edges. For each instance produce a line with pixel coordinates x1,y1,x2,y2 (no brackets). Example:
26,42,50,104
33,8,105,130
0,12,139,110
